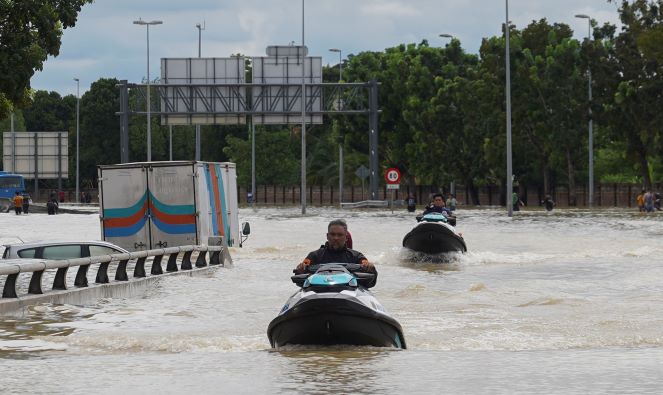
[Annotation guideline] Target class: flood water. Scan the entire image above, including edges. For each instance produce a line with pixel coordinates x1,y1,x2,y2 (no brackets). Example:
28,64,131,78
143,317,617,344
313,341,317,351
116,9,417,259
1,207,662,394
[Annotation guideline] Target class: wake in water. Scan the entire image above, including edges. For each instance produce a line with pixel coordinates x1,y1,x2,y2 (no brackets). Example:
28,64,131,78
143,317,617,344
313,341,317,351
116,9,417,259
398,248,463,267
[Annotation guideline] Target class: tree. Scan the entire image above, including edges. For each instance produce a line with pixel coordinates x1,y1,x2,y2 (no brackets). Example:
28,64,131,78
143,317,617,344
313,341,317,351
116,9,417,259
0,0,93,118
601,0,663,189
79,78,121,185
223,126,300,186
23,90,75,132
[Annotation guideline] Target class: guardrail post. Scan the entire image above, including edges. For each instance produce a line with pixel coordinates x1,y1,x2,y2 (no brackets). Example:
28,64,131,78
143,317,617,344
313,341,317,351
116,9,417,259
28,271,44,294
209,251,221,265
116,259,129,281
134,257,147,278
181,251,193,270
74,265,89,287
3,274,18,298
96,262,110,284
166,253,179,272
151,255,163,275
195,251,207,268
53,267,68,290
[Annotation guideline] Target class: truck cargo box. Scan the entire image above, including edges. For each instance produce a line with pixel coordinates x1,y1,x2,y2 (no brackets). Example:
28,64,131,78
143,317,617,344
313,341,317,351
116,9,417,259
98,161,239,252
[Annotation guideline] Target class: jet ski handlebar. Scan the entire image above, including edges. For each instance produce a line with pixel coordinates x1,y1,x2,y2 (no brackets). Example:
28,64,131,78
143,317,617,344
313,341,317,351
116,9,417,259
292,263,362,275
290,263,376,288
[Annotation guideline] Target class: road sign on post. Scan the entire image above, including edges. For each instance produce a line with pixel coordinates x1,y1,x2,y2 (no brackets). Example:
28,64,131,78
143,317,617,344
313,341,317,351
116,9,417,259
385,167,401,213
385,167,401,184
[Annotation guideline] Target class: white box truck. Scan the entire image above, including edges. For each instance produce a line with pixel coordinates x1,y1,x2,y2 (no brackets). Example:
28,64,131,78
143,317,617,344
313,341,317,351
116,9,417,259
98,161,240,252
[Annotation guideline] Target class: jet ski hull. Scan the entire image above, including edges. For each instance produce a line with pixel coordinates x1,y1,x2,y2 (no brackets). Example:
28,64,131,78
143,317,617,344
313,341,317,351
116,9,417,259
268,295,406,349
402,222,467,254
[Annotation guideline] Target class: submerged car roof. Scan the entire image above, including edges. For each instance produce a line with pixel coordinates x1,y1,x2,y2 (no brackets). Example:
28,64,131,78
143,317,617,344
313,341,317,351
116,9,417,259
2,240,127,250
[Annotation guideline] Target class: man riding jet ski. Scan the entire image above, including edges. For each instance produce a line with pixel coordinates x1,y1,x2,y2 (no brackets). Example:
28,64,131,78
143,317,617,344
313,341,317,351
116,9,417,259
418,193,456,226
294,219,376,280
267,220,406,349
404,193,466,254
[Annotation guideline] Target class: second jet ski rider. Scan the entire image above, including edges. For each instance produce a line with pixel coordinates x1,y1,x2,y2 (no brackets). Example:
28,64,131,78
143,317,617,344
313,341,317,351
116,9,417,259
295,219,377,285
422,193,453,216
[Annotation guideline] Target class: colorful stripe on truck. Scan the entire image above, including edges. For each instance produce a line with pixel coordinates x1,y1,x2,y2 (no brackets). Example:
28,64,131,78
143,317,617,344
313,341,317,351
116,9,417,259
103,192,149,237
103,191,196,237
204,163,230,239
148,191,196,234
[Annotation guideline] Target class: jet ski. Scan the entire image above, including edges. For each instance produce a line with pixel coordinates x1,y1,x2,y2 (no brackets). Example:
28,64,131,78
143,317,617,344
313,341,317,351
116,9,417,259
267,263,406,349
402,212,467,254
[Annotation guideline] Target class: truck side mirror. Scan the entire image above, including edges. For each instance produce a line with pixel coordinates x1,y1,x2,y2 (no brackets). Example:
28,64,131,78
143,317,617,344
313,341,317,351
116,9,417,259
239,222,251,248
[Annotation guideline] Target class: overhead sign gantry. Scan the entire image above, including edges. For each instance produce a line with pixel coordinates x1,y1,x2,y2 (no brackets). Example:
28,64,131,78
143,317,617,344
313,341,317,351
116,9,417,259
118,46,381,210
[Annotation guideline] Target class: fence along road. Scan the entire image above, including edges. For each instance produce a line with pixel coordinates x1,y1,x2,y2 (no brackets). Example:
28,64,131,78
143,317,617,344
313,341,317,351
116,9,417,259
0,238,229,315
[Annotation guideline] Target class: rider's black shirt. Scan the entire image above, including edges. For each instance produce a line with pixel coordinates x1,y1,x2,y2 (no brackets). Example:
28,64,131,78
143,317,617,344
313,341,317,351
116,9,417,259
305,244,367,265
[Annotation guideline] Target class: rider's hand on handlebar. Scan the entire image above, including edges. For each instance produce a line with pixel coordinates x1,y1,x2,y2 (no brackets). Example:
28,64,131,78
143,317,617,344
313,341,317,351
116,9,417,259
295,258,312,274
360,259,375,273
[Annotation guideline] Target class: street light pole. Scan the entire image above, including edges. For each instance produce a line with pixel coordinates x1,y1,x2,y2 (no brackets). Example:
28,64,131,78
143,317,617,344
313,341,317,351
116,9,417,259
505,0,513,217
133,18,163,162
300,0,307,215
330,48,343,206
74,78,80,203
195,22,205,161
440,34,454,195
576,14,593,207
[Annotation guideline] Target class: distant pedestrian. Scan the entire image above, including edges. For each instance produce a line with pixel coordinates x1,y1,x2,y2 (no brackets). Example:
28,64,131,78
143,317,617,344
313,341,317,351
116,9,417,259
85,192,92,204
512,192,525,211
58,190,65,203
447,194,457,211
12,192,23,215
406,194,416,213
22,193,31,214
655,192,661,211
644,190,655,213
47,195,59,215
636,190,645,212
541,195,555,211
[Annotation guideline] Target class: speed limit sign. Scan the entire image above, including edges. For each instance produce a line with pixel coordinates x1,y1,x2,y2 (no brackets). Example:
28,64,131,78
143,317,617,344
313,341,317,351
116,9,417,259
385,167,401,184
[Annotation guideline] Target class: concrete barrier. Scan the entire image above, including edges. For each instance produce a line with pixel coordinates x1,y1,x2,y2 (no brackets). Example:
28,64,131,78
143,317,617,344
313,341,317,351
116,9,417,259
0,240,229,315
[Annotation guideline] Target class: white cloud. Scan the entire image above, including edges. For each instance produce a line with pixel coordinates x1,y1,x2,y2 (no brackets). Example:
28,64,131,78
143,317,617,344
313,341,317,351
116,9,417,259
359,1,421,17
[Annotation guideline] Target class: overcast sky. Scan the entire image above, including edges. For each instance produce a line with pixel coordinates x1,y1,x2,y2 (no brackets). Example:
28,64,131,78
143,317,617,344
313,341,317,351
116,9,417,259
31,0,621,96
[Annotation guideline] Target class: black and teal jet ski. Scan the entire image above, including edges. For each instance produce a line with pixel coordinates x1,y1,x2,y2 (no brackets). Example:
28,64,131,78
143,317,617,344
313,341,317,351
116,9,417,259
267,263,406,349
402,212,467,254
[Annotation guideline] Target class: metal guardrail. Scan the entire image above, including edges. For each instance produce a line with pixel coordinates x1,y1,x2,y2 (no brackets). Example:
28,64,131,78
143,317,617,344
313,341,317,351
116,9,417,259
341,200,389,209
0,244,225,299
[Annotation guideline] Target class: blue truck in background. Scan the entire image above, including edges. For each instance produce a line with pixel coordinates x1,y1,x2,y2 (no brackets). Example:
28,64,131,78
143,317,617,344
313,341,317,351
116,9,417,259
0,171,26,212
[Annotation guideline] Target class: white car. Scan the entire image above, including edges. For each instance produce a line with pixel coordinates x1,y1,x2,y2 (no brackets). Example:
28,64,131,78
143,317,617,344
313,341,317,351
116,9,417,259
1,240,129,260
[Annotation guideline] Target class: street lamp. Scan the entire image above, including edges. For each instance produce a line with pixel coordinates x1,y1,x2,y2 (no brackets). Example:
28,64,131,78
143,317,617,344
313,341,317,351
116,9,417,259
575,13,593,207
74,78,80,203
133,18,163,162
439,33,453,39
329,48,342,81
505,0,513,217
329,48,343,206
194,22,205,161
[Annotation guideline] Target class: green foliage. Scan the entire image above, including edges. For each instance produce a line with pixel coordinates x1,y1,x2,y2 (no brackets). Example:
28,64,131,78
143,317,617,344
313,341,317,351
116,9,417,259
223,126,300,186
599,0,663,190
79,78,121,184
0,0,93,118
23,90,75,131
